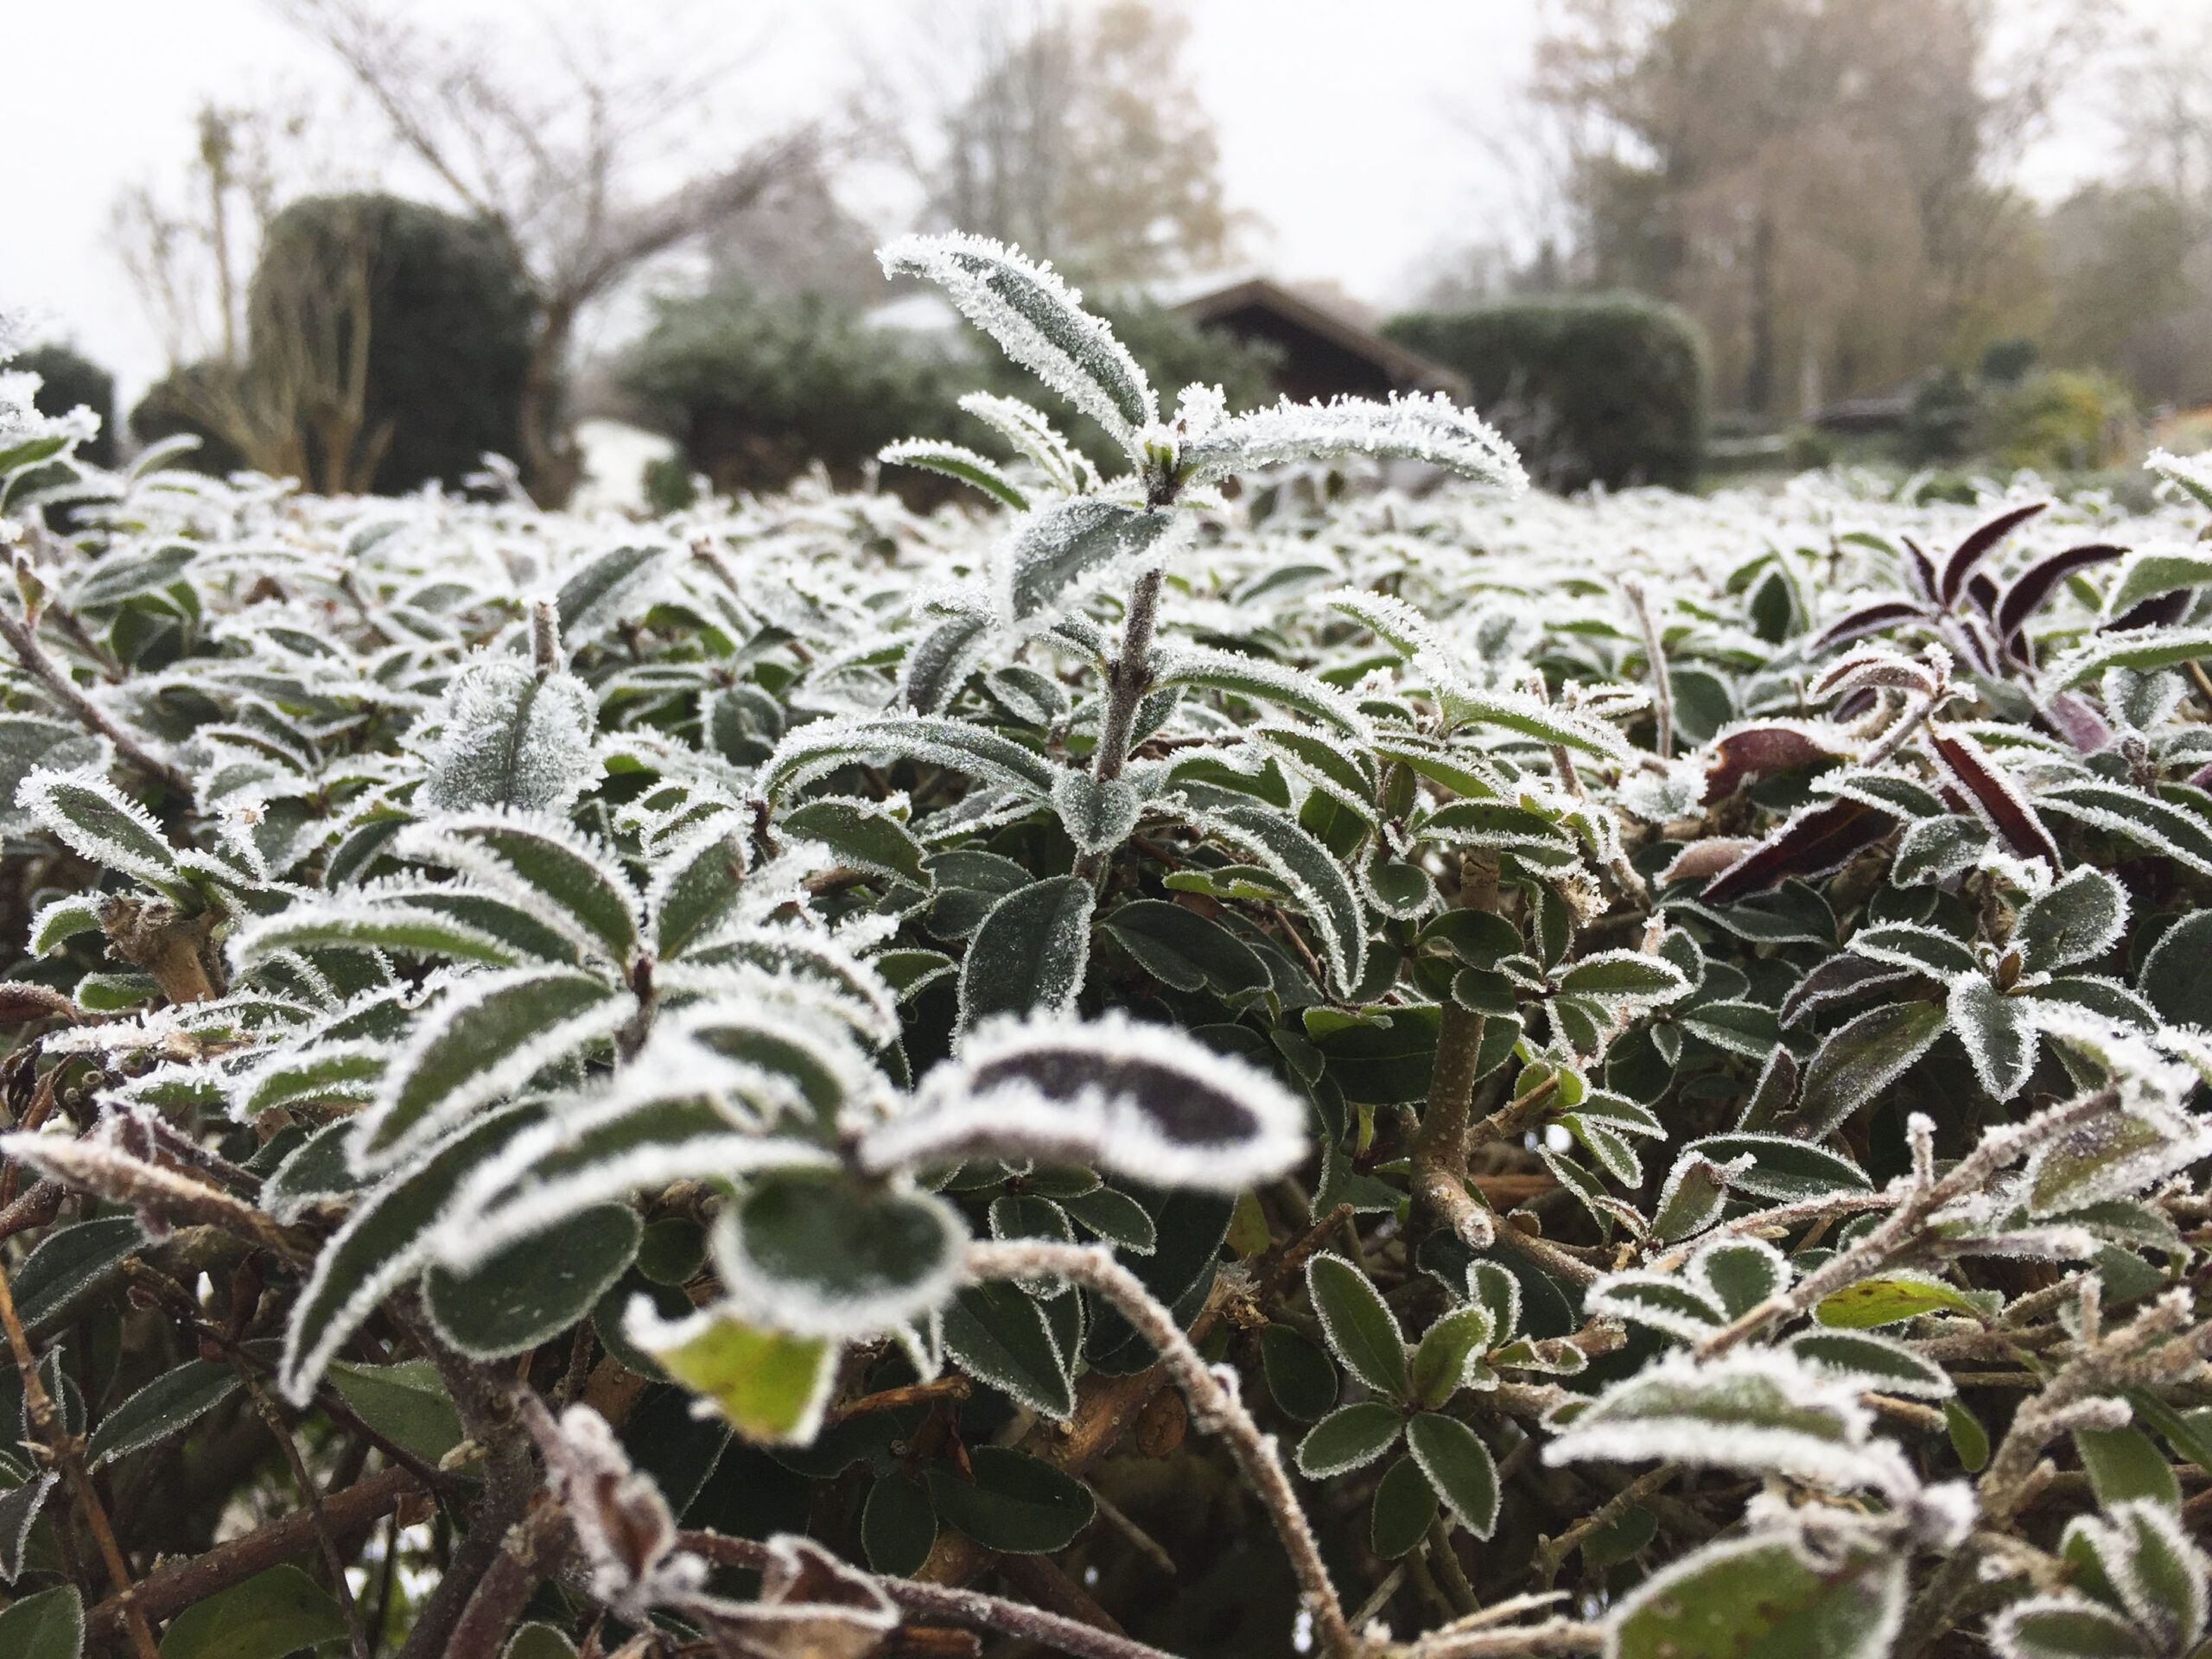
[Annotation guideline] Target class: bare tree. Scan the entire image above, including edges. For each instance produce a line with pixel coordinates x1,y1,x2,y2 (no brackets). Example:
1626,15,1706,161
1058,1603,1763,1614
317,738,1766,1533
281,0,822,506
921,0,1239,282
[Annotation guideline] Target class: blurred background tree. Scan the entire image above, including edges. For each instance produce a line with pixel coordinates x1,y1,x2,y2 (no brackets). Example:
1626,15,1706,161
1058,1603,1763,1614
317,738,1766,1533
16,344,117,469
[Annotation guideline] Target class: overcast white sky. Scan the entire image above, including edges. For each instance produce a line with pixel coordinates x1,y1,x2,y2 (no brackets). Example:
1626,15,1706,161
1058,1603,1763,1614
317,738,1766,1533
3,0,2193,405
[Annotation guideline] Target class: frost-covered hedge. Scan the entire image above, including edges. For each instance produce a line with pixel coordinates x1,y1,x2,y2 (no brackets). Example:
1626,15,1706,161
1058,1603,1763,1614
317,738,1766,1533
0,249,2209,1659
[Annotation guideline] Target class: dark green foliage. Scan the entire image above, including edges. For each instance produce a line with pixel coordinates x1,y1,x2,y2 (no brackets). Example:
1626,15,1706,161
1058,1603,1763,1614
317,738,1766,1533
16,344,115,467
129,361,248,474
1383,293,1707,490
621,283,1279,498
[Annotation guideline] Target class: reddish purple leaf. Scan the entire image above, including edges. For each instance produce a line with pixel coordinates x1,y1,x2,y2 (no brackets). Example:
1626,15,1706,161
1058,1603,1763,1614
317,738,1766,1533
1703,724,1844,804
1929,728,2061,869
1701,798,1898,903
1965,570,1999,617
1994,543,2126,654
2043,692,2112,754
1940,501,2047,607
2108,588,2191,633
1811,600,1930,654
1902,537,1938,604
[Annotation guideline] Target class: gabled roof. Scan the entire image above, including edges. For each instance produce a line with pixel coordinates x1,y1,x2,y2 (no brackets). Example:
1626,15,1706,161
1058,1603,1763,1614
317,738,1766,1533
1173,276,1470,404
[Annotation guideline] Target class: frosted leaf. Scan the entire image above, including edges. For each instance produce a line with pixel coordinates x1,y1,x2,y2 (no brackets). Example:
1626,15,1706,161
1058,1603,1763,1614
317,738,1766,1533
711,1167,968,1338
418,655,597,816
1544,1349,1921,1500
867,1009,1308,1192
760,711,1058,801
957,392,1098,495
880,233,1156,448
995,498,1187,632
2061,1500,2209,1652
529,1402,704,1618
877,439,1029,513
1584,1271,1728,1343
1154,645,1372,738
1173,382,1229,442
1181,392,1527,493
16,767,182,895
1050,770,1142,856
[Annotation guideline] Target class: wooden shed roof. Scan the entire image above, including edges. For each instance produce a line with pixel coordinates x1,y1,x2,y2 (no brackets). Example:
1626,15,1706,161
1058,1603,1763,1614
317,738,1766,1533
1173,276,1471,405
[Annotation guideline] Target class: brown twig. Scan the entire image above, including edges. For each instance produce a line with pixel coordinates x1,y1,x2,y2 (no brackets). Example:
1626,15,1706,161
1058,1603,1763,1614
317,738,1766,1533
680,1529,1183,1659
86,1465,422,1645
0,604,190,793
0,1254,162,1659
968,1241,1359,1659
826,1373,972,1424
238,1363,372,1659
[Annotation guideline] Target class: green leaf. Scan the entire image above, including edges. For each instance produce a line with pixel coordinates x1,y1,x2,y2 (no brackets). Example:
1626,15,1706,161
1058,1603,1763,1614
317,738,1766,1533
1315,1003,1443,1105
1945,1399,1990,1471
1554,951,1689,1006
2045,624,2212,689
29,893,103,956
714,1169,965,1337
502,1624,579,1659
1990,1598,2151,1659
1814,1270,1984,1328
1101,899,1268,994
782,798,927,886
883,234,1157,441
1306,1253,1408,1401
763,713,1058,801
1692,1241,1786,1319
2140,912,2212,1028
1786,1331,1955,1398
410,816,641,963
648,819,750,959
1208,803,1367,995
2038,781,2212,880
1680,1135,1873,1203
1848,921,1979,980
1369,1455,1438,1559
1951,975,2036,1102
2103,550,2212,620
1611,1539,1903,1659
879,440,1029,512
555,543,667,639
944,1281,1075,1421
262,1119,365,1219
281,1107,539,1404
0,1585,81,1659
2075,1426,2183,1510
1409,1304,1495,1409
1260,1325,1338,1423
1406,1411,1500,1539
957,874,1092,1028
156,1564,345,1659
232,900,528,968
1295,1401,1403,1477
326,1359,465,1465
2013,867,2128,975
86,1357,246,1466
1676,1000,1783,1058
1780,1001,1946,1137
359,967,627,1165
423,1203,643,1359
1156,647,1369,736
862,1473,939,1577
926,1445,1096,1554
1003,499,1180,626
16,772,181,897
643,1311,836,1444
1058,1185,1156,1253
11,1215,142,1336
636,1216,708,1287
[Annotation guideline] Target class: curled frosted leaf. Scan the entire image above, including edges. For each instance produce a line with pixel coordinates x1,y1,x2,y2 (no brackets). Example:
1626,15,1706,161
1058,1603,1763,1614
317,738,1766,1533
880,232,1156,446
877,440,1029,512
1182,391,1527,493
999,499,1185,632
866,1010,1308,1192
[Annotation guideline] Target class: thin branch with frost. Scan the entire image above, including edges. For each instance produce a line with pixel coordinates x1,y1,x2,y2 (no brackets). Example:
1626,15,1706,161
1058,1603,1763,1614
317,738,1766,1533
966,1239,1360,1659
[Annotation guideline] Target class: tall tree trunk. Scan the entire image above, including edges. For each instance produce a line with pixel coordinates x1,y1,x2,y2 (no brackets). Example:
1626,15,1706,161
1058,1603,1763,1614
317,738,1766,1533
517,299,582,509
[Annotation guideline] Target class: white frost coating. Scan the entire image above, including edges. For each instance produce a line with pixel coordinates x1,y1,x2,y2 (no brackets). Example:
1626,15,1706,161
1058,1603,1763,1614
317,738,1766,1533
1611,1535,1906,1659
1051,770,1142,856
1784,1329,1955,1398
1686,1233,1789,1312
880,232,1156,448
418,655,598,816
395,816,638,966
1583,1271,1727,1342
349,967,633,1173
957,391,1099,495
760,710,1057,801
865,1009,1309,1192
657,948,898,1050
1545,1348,1923,1501
16,767,179,890
1986,1594,2148,1659
2062,1501,2209,1649
1181,392,1527,493
1154,643,1373,738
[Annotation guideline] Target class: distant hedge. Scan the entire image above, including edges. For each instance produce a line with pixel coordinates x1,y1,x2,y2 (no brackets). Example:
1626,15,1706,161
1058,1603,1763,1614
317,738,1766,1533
17,342,116,468
1384,294,1707,491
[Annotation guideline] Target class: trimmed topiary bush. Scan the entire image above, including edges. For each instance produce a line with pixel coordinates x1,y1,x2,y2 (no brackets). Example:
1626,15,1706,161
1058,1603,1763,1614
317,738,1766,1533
1385,293,1708,490
14,345,115,470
